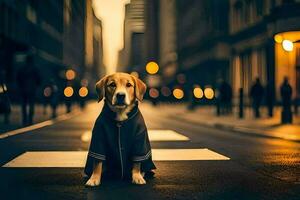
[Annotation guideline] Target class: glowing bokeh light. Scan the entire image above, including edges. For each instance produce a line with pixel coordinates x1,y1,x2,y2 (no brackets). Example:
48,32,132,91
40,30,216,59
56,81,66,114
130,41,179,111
146,61,159,75
173,88,184,99
274,34,283,43
193,87,203,99
204,88,214,99
149,88,159,98
66,69,76,80
282,40,293,52
64,86,74,97
43,87,52,97
79,87,88,97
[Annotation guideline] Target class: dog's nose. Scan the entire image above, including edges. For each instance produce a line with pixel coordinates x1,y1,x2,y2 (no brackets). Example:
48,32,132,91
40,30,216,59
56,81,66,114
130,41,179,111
116,93,126,104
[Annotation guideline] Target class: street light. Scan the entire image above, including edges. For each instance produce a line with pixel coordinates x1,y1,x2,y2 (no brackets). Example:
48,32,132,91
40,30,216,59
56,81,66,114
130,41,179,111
193,86,203,99
282,40,293,52
204,88,214,99
79,87,88,97
274,34,283,43
66,69,76,80
173,88,184,99
64,86,74,97
146,61,159,75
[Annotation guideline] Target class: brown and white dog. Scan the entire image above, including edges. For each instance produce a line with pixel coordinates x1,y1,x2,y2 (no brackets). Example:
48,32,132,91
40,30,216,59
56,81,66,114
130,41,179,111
85,72,155,186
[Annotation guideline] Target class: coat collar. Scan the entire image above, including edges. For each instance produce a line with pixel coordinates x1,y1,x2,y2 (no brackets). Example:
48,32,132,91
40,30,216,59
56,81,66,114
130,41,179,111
102,100,139,123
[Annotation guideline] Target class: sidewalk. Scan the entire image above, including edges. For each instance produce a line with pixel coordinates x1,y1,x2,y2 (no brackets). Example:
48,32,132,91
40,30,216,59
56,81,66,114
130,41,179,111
0,103,80,134
156,103,300,142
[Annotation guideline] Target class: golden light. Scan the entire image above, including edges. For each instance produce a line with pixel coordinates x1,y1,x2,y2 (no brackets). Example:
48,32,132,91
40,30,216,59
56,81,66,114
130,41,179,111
193,87,203,99
66,69,76,80
130,71,139,78
146,61,159,75
64,86,74,97
149,88,159,98
282,40,293,52
173,88,184,99
43,87,52,97
204,88,214,99
274,34,283,43
79,87,88,97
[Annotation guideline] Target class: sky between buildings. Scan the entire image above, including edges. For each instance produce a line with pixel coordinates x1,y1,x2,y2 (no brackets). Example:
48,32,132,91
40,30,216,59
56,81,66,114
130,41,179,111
93,0,130,74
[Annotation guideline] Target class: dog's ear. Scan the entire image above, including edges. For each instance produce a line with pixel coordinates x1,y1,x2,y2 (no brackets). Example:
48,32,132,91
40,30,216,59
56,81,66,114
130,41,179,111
95,75,108,102
132,75,147,101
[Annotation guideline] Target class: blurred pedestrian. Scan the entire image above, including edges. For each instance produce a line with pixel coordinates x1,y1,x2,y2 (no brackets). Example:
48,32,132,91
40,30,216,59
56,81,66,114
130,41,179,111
280,77,292,123
266,82,275,117
16,55,41,126
219,80,232,115
250,78,264,118
49,79,59,118
0,70,11,124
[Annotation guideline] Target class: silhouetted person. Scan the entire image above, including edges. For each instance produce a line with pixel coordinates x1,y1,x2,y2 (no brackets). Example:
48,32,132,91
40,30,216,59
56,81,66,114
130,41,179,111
0,70,11,123
250,78,264,118
17,56,41,125
266,82,275,117
219,80,232,115
280,77,292,123
47,79,59,118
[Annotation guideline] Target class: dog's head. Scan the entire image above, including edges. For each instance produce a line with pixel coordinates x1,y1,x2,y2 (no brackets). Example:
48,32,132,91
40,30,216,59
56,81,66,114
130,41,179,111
95,73,146,109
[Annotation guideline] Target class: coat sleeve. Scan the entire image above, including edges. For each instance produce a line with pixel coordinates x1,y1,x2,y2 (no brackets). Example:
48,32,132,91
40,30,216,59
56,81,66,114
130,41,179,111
84,118,107,177
87,119,106,161
132,126,152,162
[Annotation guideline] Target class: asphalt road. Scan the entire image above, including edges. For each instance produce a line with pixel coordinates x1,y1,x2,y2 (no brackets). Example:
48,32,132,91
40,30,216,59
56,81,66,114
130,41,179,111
0,102,299,200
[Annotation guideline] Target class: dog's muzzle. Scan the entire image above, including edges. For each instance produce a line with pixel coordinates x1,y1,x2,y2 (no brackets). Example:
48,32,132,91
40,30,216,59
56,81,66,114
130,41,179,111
116,93,126,105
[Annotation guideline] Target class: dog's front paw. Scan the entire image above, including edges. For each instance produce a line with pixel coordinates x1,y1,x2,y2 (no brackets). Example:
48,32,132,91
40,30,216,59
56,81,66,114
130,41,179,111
132,173,146,185
85,177,101,187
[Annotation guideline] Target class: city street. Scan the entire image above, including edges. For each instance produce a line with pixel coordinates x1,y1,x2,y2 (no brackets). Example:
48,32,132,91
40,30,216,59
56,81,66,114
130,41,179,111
0,102,299,200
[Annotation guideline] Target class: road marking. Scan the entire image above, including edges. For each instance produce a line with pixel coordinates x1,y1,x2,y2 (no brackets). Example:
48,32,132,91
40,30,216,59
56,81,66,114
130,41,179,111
80,130,190,143
2,149,230,168
0,111,80,139
148,130,189,141
152,149,230,161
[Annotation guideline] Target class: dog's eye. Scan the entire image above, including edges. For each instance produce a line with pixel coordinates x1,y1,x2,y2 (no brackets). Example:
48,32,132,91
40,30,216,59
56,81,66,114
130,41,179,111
108,82,116,87
126,83,132,87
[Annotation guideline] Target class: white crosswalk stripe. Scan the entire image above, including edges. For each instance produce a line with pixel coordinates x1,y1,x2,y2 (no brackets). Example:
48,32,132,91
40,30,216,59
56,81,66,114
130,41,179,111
2,130,230,168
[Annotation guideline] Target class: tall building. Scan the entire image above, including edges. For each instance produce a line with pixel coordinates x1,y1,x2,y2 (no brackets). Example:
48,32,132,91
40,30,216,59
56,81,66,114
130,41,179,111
64,0,105,89
63,0,85,75
0,0,64,100
92,10,105,83
176,0,230,88
0,0,104,99
229,0,300,101
117,0,145,73
158,0,177,83
144,0,159,64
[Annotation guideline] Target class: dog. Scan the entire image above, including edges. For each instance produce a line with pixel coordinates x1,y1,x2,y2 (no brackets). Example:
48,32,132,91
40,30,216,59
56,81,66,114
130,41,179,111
85,72,156,186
